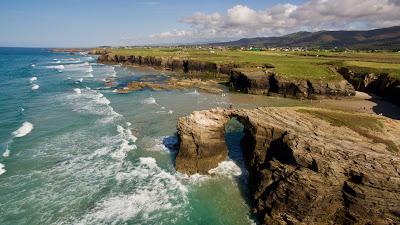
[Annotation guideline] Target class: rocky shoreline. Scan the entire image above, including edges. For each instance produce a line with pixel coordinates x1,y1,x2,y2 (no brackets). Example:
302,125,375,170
94,52,400,106
175,107,400,224
96,53,359,99
92,51,400,223
338,67,400,106
117,77,224,94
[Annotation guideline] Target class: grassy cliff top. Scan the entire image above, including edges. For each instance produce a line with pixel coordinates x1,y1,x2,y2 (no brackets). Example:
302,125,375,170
108,48,400,80
298,108,398,152
342,61,400,79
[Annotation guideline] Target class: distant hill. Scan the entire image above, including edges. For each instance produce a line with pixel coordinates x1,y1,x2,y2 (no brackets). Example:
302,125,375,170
213,26,400,50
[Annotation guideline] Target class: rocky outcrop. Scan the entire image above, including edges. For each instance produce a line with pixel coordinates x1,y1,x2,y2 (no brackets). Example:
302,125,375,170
118,78,224,94
97,53,235,76
97,53,356,98
88,49,108,55
229,69,356,98
176,107,400,224
338,67,400,106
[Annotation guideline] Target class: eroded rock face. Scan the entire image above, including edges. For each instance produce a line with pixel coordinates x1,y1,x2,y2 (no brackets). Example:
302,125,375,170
338,67,400,106
97,53,229,75
229,69,356,98
176,107,400,224
97,53,357,99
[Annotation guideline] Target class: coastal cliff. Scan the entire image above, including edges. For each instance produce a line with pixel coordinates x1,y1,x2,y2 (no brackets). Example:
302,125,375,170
338,67,400,106
97,53,235,75
175,107,400,224
96,53,356,98
229,69,355,98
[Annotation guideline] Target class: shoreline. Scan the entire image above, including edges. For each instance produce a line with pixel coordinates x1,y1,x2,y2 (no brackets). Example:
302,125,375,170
91,50,400,107
93,52,399,119
175,106,400,224
95,52,357,99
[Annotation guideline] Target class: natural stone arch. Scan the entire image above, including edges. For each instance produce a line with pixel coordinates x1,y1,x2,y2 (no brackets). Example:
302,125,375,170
175,107,400,225
175,108,257,174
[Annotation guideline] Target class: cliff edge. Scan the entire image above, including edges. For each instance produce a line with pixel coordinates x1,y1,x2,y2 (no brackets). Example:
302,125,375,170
176,107,400,224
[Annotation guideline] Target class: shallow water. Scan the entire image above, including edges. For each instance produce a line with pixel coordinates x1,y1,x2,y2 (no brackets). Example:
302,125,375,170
0,48,307,225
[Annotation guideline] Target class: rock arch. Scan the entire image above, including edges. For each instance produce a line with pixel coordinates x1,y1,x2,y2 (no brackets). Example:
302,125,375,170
175,108,258,174
175,107,400,224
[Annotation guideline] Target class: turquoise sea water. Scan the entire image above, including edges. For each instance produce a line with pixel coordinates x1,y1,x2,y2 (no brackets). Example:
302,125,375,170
0,48,304,225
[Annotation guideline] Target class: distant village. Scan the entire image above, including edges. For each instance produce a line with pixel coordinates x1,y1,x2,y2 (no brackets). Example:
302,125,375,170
96,44,394,54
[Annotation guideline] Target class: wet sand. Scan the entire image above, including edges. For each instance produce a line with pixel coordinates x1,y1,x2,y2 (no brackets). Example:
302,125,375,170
313,91,400,120
220,91,400,120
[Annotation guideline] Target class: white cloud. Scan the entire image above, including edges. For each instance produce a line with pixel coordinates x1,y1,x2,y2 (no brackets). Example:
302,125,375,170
150,0,400,42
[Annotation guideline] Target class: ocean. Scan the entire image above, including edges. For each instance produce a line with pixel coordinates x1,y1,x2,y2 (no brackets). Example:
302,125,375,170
0,47,303,225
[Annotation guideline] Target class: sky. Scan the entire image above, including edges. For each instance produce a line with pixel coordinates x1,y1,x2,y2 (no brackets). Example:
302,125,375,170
0,0,399,47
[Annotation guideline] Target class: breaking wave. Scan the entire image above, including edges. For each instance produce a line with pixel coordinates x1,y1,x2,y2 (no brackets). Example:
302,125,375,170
31,84,39,90
142,97,157,105
46,65,65,70
145,136,178,153
75,157,188,225
29,76,37,83
12,122,34,138
186,89,200,95
2,142,11,157
208,160,243,177
73,88,82,95
64,88,121,123
0,163,5,176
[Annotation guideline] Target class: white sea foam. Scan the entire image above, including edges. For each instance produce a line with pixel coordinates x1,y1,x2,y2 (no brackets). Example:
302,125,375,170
76,78,83,83
31,64,35,68
29,76,37,83
146,137,167,152
12,122,33,138
208,160,243,177
73,88,82,95
117,125,137,143
63,62,90,72
142,97,156,105
0,163,5,176
110,125,137,160
31,84,40,90
62,59,81,64
177,172,210,184
65,89,120,123
146,136,178,152
3,147,10,157
87,73,94,78
186,89,200,95
46,65,65,70
110,139,133,160
77,157,188,224
64,58,80,61
168,110,174,114
8,119,188,225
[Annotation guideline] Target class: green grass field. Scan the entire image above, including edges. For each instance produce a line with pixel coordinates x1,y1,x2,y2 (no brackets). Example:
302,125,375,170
108,48,400,80
298,108,398,152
